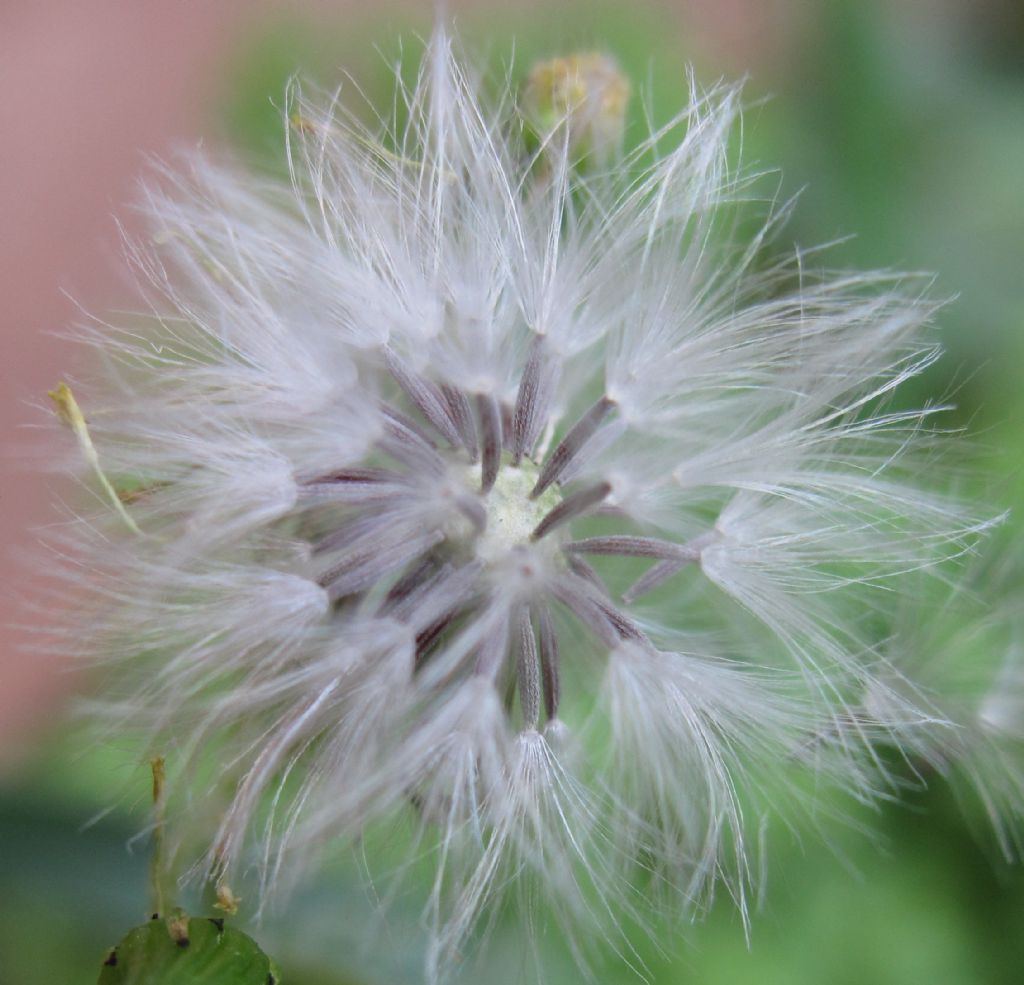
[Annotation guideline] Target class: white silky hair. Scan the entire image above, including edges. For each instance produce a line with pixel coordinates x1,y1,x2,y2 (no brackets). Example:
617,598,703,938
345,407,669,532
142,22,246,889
46,20,1022,983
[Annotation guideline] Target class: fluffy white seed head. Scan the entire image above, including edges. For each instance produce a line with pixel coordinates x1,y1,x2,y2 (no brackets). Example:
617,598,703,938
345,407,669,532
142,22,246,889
47,23,1022,981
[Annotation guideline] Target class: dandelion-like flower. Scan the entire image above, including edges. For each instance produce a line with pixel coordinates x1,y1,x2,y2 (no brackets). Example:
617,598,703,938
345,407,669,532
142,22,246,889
52,24,1022,982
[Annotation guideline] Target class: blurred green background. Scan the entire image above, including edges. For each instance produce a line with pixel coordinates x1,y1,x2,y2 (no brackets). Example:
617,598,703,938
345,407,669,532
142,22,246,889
4,0,1024,982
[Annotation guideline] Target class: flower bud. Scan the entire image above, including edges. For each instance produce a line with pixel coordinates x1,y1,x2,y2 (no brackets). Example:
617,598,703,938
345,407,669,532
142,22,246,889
523,52,630,164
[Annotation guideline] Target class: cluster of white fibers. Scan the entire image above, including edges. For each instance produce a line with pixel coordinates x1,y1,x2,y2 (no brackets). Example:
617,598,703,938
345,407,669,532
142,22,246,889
48,23,1022,983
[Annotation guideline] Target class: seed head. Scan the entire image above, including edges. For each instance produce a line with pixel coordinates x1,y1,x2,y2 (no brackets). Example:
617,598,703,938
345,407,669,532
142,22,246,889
50,24,1022,982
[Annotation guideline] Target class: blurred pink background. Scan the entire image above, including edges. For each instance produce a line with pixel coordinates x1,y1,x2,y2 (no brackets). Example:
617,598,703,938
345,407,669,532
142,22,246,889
0,0,387,770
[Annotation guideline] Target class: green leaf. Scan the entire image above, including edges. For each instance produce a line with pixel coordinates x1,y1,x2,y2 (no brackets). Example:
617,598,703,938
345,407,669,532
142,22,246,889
97,911,279,985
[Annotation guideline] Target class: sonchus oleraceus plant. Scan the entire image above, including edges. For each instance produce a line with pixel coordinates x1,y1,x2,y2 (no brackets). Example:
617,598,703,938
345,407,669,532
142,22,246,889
47,22,1024,984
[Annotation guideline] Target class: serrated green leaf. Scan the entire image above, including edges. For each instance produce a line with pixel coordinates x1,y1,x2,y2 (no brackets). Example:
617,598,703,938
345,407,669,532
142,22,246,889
97,912,279,985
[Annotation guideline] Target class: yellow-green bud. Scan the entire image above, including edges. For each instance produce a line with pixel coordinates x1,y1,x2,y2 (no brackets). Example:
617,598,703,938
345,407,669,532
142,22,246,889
523,53,630,165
